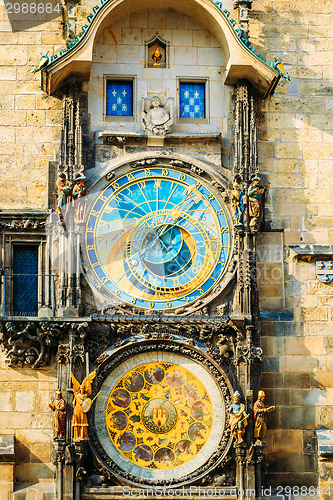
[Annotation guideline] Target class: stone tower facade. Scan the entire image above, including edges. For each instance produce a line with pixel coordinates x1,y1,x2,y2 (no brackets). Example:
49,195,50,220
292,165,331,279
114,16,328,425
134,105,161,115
0,0,332,498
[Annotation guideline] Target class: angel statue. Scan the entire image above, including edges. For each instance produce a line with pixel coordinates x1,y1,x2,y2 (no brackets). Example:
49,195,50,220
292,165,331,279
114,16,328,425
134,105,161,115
71,371,96,441
142,96,174,135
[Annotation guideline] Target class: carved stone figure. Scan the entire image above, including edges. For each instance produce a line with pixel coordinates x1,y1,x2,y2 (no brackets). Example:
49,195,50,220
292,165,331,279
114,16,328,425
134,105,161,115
247,176,269,229
72,174,86,222
49,390,67,440
71,371,96,441
227,391,249,443
217,334,233,358
253,390,275,444
228,181,245,225
142,96,174,135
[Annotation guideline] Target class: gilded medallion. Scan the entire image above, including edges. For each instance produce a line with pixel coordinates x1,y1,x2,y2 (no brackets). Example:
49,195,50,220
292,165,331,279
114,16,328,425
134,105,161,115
105,362,213,470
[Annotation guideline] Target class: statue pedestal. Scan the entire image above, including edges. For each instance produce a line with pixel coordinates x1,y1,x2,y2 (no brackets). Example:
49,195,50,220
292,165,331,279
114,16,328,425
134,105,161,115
147,135,165,147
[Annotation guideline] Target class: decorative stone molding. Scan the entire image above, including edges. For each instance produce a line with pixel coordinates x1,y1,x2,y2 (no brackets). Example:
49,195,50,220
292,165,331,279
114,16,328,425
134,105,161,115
0,320,90,368
0,211,49,231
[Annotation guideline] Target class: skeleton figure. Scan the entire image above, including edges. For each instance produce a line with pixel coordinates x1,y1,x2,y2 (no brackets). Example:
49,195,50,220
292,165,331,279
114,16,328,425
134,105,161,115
142,96,174,135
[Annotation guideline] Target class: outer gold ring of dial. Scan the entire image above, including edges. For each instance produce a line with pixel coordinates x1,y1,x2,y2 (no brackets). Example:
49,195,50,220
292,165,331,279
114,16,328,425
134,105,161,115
85,167,231,311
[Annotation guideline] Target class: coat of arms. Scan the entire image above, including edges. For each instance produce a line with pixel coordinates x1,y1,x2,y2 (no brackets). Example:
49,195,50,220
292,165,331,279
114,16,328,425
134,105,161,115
316,261,333,283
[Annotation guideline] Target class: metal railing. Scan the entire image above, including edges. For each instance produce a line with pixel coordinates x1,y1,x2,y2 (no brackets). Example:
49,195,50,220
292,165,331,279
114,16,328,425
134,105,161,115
0,272,57,317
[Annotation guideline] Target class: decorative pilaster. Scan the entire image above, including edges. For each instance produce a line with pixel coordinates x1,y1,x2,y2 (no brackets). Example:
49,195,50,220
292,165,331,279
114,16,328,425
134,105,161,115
234,85,258,186
59,82,84,182
52,440,67,500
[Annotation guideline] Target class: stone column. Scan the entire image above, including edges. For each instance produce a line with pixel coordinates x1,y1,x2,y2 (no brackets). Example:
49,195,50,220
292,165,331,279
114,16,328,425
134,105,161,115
52,440,67,500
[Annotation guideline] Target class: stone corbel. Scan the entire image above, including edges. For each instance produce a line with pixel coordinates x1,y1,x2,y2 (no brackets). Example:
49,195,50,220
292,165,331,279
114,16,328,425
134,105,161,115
0,320,90,368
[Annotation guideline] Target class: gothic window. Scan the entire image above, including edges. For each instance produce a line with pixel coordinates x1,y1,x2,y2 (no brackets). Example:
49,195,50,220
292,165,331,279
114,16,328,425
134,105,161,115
106,80,133,117
179,82,206,119
13,245,39,316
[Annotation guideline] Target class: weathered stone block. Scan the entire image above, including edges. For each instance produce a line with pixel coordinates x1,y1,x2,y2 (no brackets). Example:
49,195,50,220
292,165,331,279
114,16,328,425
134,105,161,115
129,11,149,28
172,29,193,47
284,373,311,389
14,391,35,412
14,429,52,445
281,354,318,372
174,46,197,65
292,388,326,406
0,46,27,65
272,429,303,453
261,372,284,388
280,406,318,429
271,388,291,406
0,392,12,412
167,11,184,29
0,412,31,429
26,110,46,127
121,28,143,46
192,29,210,47
36,95,62,111
148,10,167,29
15,444,30,463
15,462,53,482
30,444,51,463
198,47,224,66
320,406,333,428
0,463,14,482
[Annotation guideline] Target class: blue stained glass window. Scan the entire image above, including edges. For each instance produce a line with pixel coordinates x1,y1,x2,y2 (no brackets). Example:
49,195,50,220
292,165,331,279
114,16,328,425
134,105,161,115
179,82,205,119
106,80,133,117
13,245,38,316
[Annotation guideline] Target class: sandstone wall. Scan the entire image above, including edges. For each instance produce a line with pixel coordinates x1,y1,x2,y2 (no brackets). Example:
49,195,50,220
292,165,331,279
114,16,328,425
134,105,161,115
0,0,332,491
252,0,333,487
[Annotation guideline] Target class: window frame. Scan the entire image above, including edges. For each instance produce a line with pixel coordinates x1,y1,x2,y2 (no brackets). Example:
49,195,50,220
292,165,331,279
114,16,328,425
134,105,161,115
0,232,51,318
177,78,209,124
104,76,136,122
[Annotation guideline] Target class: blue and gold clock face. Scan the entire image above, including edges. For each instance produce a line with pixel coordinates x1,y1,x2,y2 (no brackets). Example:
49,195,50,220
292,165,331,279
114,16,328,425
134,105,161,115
85,167,231,311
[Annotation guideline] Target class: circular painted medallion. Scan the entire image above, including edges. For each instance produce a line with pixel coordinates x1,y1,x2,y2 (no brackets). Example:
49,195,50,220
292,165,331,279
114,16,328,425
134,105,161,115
104,361,213,469
93,349,232,485
142,399,178,434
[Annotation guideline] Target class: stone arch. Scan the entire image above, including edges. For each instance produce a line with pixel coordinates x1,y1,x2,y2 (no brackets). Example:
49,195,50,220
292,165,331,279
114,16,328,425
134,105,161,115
43,0,279,96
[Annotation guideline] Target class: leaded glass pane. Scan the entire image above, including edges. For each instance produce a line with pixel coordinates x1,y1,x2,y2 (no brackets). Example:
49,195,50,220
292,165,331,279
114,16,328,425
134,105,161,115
179,82,205,119
106,81,133,117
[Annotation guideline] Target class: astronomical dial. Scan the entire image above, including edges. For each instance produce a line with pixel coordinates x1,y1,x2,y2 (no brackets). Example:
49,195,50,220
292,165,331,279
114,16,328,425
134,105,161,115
85,167,231,311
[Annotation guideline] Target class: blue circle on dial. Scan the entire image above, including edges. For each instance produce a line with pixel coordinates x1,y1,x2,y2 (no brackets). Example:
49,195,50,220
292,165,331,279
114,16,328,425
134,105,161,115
85,167,232,311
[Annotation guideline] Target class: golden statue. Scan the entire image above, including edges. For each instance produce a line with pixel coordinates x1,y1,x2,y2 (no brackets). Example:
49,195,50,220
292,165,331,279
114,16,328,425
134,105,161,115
48,390,67,440
71,371,96,441
152,45,163,66
253,390,275,444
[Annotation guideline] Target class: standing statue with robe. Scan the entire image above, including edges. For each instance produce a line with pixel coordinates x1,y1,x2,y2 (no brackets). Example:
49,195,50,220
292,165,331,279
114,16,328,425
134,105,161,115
49,390,67,440
227,391,249,443
253,390,275,444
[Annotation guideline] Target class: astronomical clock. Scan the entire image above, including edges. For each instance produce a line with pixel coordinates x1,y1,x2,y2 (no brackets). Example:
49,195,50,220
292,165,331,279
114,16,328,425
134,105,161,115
81,158,240,487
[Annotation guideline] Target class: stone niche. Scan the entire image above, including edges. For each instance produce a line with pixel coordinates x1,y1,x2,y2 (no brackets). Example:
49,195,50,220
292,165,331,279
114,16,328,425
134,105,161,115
88,9,227,135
